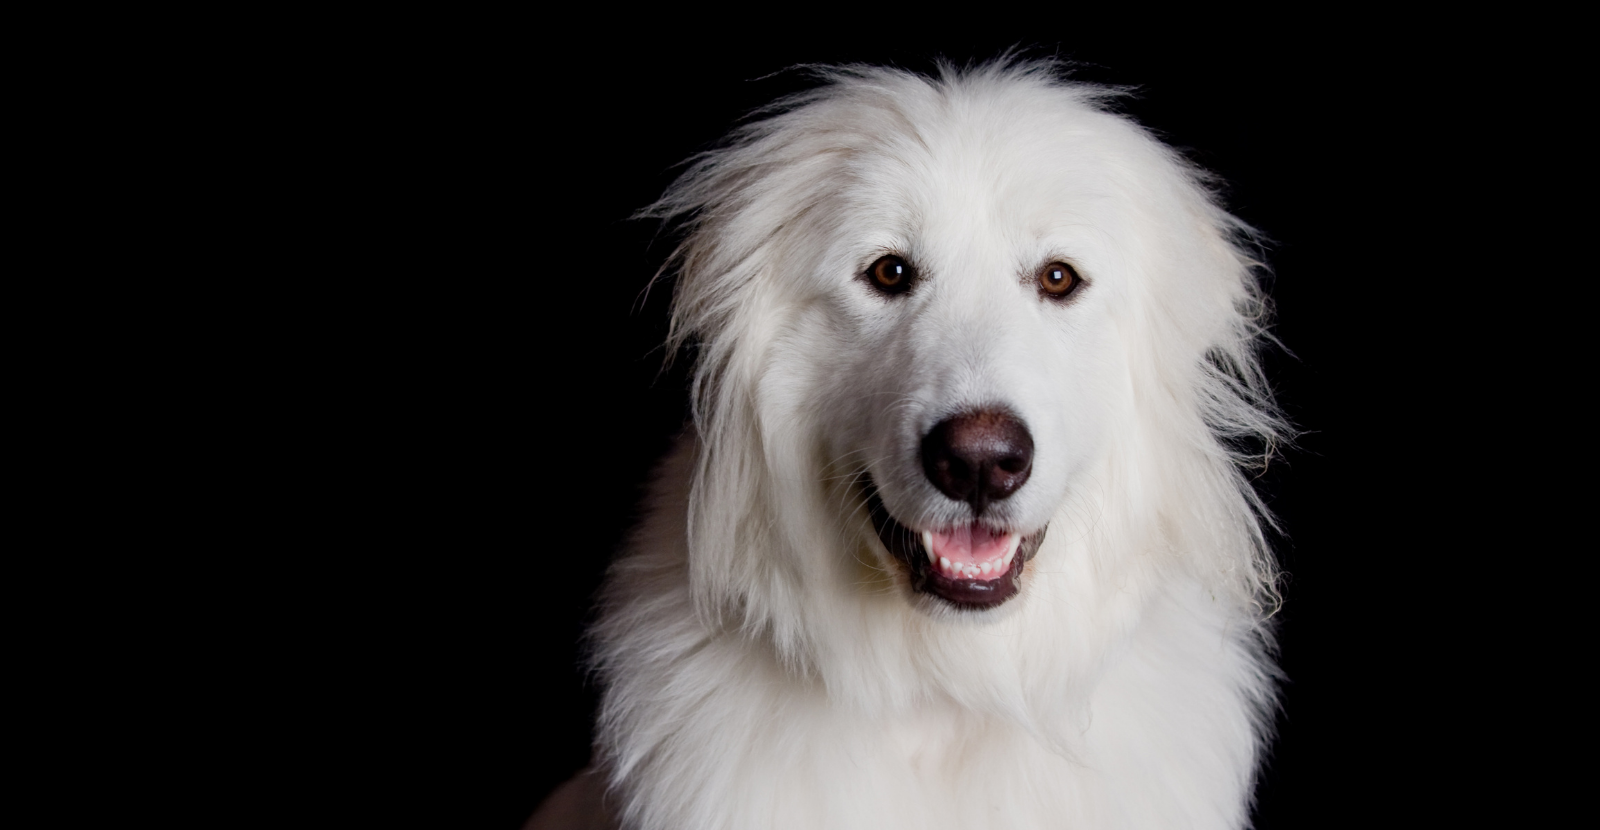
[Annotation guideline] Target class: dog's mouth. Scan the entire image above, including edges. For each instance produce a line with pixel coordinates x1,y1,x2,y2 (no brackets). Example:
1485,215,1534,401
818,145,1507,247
861,477,1046,610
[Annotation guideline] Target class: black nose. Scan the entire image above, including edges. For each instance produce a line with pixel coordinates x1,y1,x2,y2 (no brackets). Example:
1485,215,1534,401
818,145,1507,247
920,411,1034,516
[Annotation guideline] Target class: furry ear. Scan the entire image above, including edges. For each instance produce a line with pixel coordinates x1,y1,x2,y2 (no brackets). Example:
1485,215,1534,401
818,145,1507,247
1181,176,1289,615
1109,132,1289,615
636,92,843,632
659,229,779,631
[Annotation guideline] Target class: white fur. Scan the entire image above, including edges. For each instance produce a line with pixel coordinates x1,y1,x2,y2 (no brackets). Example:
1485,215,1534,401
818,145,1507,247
582,60,1284,830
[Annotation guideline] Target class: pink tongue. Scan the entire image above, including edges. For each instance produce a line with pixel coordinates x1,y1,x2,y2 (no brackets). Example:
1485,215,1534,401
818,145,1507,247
931,524,1011,566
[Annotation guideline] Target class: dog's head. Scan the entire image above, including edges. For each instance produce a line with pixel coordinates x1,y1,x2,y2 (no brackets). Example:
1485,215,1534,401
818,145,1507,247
649,62,1279,634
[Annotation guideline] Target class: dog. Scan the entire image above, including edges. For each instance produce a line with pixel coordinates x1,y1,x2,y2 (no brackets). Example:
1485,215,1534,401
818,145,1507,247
531,59,1285,830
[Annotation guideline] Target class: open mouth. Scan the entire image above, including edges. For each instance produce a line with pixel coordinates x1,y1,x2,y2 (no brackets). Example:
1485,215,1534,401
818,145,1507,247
861,476,1047,609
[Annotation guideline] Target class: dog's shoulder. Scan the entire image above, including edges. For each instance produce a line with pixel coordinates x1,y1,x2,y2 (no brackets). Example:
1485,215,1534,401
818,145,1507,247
526,767,618,830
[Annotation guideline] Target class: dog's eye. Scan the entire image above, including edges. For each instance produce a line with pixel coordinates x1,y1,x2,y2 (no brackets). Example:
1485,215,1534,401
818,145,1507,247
866,255,915,296
1037,262,1082,299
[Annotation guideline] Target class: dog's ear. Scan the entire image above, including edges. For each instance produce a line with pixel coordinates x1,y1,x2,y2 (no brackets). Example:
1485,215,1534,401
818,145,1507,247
632,75,883,636
633,125,817,636
1108,131,1288,615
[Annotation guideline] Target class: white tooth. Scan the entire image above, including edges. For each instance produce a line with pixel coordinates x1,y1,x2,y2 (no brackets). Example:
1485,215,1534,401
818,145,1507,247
980,561,992,575
1003,534,1021,564
940,556,951,574
922,531,936,563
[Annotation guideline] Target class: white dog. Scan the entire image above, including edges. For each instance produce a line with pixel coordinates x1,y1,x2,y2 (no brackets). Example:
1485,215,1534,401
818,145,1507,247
532,59,1286,830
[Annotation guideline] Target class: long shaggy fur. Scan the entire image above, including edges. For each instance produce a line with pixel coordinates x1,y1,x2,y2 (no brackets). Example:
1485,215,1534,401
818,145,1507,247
565,59,1286,830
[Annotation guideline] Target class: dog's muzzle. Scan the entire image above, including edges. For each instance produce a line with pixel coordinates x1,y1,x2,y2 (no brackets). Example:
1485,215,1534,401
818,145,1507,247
860,476,1047,609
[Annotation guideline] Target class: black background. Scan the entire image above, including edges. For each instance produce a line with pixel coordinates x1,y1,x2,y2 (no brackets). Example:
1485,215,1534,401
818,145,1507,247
304,21,1502,829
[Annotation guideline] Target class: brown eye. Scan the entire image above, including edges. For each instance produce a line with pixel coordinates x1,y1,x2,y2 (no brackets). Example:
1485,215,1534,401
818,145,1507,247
866,255,915,296
1038,261,1081,298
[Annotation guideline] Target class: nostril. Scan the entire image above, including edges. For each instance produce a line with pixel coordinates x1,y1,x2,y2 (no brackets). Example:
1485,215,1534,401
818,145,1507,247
997,456,1028,475
920,410,1035,514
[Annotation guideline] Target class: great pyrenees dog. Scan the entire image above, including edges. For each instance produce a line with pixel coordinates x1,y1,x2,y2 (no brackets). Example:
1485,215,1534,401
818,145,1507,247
532,59,1286,830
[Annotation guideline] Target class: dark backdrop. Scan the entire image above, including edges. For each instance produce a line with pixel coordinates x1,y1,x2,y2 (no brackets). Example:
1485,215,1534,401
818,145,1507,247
315,23,1487,829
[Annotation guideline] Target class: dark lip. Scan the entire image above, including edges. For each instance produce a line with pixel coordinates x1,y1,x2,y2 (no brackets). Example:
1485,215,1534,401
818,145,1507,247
860,475,1047,610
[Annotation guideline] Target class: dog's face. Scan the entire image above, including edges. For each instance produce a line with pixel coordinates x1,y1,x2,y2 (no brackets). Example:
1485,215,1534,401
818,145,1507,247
748,108,1143,613
669,70,1255,627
